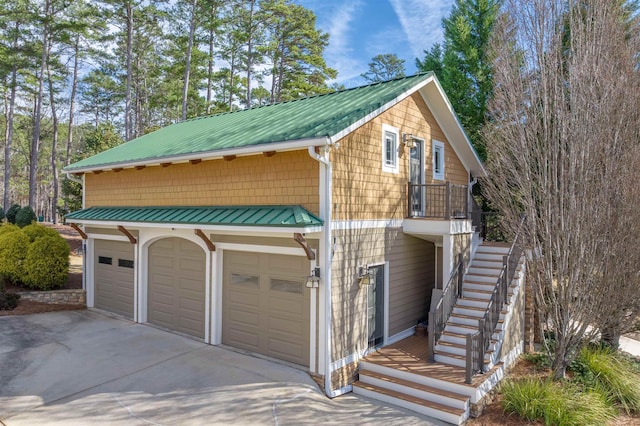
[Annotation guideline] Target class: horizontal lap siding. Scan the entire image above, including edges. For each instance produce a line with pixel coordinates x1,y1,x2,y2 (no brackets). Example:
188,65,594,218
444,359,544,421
331,93,469,222
330,227,435,360
84,150,320,215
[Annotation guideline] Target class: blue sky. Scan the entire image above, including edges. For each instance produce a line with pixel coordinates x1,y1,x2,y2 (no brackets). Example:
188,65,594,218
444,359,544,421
298,0,454,88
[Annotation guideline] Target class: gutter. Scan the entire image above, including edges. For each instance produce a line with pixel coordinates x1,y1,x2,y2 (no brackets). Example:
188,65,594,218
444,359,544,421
308,143,344,398
64,172,83,184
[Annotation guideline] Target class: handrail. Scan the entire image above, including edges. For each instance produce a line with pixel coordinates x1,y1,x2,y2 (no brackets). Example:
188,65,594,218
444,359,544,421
428,253,464,362
407,182,469,220
465,215,526,383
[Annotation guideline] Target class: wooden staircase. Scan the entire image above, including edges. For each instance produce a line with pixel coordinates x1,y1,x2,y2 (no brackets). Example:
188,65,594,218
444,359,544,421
352,242,525,425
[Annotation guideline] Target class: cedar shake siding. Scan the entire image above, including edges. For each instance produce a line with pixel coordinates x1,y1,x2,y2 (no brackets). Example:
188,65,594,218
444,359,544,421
84,150,320,215
331,92,468,222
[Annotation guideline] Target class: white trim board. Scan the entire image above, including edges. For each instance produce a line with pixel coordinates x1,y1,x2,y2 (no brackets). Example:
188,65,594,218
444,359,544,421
332,219,403,230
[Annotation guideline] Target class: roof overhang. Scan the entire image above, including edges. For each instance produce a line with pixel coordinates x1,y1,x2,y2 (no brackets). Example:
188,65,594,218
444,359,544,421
65,205,324,236
63,136,331,175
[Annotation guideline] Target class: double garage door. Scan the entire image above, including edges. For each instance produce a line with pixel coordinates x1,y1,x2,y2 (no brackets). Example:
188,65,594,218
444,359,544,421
94,238,310,366
223,251,310,366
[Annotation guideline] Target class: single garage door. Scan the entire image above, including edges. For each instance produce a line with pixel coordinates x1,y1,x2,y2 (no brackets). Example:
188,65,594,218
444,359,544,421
223,251,310,366
94,239,135,319
148,238,206,339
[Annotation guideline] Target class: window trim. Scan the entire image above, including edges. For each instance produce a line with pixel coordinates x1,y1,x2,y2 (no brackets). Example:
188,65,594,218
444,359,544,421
381,124,400,174
432,140,445,181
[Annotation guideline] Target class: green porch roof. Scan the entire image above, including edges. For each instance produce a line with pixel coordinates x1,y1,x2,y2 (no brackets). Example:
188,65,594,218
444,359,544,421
65,205,323,227
64,73,434,172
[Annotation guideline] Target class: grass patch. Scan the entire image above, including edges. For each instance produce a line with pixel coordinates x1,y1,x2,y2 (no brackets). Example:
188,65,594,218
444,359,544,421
501,378,614,426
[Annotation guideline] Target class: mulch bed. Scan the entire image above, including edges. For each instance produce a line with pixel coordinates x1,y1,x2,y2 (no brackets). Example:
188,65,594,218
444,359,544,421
1,224,85,316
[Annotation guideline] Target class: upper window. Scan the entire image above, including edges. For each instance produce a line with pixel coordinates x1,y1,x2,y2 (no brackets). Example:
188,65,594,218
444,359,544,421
381,124,399,174
433,140,445,180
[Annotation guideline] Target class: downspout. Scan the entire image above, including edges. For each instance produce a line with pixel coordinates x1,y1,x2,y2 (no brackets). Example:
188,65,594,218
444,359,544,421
65,171,82,184
307,143,341,397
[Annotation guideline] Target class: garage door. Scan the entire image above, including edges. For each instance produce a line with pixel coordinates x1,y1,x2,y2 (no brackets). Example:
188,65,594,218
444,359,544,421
148,238,206,339
223,251,310,366
94,240,135,319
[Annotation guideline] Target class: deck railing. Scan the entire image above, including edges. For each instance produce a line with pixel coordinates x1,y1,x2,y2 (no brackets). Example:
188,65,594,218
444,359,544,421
464,216,526,383
407,182,469,219
428,253,465,362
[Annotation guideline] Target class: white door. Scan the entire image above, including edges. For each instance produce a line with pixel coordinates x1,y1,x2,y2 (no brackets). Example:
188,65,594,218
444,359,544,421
409,140,425,216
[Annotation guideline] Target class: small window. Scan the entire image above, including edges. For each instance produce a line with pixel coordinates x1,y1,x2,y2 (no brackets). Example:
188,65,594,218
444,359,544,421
98,256,112,265
381,124,399,174
270,278,303,294
118,259,134,269
433,140,445,180
231,274,259,288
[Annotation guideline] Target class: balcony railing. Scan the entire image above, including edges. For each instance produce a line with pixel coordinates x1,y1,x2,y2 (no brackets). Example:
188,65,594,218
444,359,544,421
407,182,470,220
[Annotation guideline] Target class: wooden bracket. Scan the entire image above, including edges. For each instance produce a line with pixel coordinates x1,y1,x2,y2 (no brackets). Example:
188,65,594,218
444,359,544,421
69,223,87,240
161,162,172,168
294,233,316,260
263,151,276,157
223,155,236,161
117,226,137,244
195,229,216,251
135,165,146,170
113,167,123,173
189,159,202,165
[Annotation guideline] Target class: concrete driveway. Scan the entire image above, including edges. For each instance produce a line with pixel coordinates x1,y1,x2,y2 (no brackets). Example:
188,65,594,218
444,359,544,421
0,310,441,425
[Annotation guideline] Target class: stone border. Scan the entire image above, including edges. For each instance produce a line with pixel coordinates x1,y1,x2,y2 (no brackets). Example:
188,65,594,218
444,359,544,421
17,289,86,305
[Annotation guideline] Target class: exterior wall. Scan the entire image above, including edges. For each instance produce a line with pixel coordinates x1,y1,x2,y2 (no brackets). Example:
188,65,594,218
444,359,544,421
454,233,472,268
84,150,320,215
331,92,469,221
330,226,435,361
86,227,139,238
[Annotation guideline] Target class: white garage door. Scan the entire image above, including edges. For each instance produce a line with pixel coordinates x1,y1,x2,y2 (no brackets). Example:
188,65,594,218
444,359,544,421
94,240,135,319
223,251,310,366
148,238,206,339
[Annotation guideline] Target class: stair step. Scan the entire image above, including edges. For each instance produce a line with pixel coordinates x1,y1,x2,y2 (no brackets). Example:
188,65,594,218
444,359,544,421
434,349,466,367
456,297,489,309
359,369,469,409
436,340,466,356
446,321,478,335
353,381,467,424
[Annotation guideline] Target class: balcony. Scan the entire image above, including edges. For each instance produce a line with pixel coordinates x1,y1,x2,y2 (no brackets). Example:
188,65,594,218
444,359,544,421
406,182,470,220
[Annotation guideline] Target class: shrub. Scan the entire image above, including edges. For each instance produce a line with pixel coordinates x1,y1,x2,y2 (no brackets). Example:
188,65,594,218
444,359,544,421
22,223,60,243
0,207,4,222
0,290,20,310
15,205,37,228
22,235,69,290
0,230,29,283
5,204,20,224
501,378,614,425
0,223,21,235
575,345,640,413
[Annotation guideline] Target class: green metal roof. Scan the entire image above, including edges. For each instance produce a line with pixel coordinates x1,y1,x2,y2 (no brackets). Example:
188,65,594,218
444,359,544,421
64,73,434,172
65,205,323,227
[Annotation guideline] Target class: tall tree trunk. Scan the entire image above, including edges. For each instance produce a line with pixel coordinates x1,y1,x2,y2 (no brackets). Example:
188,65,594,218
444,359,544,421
47,53,59,224
125,1,134,141
207,27,214,114
181,0,198,121
3,65,17,212
245,0,256,108
30,0,51,208
66,35,80,167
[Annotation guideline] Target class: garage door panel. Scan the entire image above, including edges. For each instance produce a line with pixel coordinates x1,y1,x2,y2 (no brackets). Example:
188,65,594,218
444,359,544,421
94,240,135,319
148,238,205,339
223,250,310,366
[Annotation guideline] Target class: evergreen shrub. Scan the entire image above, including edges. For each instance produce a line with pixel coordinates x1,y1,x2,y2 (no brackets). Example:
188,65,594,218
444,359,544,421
15,206,37,228
22,235,69,290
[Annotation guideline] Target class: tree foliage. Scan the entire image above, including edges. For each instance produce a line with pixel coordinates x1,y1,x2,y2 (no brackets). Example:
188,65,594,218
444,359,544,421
416,0,500,160
361,53,406,83
483,0,640,378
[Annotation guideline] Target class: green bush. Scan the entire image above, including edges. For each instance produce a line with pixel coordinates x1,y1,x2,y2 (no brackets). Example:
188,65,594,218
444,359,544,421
574,345,640,413
0,223,21,235
5,204,20,224
0,230,30,283
22,223,60,243
0,290,20,310
22,235,69,290
0,207,5,222
501,378,614,425
15,205,37,228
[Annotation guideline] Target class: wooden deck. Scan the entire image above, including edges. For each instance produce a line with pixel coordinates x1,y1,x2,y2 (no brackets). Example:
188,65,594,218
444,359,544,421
362,334,497,388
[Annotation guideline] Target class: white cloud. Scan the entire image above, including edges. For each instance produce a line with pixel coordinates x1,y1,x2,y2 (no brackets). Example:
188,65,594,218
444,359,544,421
389,0,453,59
322,0,366,83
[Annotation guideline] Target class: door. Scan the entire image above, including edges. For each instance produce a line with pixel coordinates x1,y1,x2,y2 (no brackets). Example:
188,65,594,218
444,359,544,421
409,140,425,216
367,264,385,350
148,238,206,339
223,251,310,366
94,240,135,319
